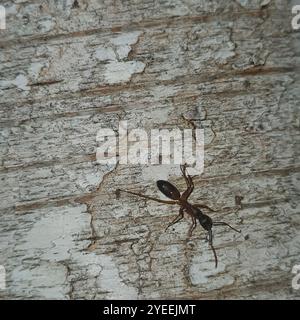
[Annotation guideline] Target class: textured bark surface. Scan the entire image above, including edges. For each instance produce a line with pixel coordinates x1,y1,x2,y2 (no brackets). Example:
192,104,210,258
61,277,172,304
0,0,300,299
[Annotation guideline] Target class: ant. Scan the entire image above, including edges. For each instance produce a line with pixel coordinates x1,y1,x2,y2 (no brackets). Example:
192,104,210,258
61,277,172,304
116,164,241,268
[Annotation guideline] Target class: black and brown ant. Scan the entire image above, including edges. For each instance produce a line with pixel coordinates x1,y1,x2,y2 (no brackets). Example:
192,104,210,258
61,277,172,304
116,164,241,268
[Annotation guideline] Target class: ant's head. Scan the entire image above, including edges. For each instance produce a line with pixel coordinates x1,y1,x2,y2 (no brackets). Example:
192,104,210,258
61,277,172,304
156,180,181,200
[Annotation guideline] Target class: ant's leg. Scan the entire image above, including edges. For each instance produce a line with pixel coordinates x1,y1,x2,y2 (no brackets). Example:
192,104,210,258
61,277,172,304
181,165,194,200
213,222,241,233
187,174,194,193
165,207,184,231
116,189,177,205
180,164,190,187
188,216,197,237
193,203,216,212
208,230,218,268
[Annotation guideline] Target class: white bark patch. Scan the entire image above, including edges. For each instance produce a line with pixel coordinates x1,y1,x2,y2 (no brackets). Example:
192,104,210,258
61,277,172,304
8,204,137,299
260,0,271,6
111,31,141,60
14,74,29,91
37,17,56,33
236,0,270,9
105,61,145,84
15,205,90,259
95,31,146,84
190,255,235,290
111,31,142,47
97,255,138,299
28,62,45,80
9,205,89,298
95,47,116,61
0,74,29,91
11,263,69,299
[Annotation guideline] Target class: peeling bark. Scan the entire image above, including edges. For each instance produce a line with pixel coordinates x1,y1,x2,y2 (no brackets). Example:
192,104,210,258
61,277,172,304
0,0,299,299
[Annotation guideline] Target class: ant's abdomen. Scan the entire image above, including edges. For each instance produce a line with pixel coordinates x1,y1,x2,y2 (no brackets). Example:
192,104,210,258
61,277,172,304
156,180,181,200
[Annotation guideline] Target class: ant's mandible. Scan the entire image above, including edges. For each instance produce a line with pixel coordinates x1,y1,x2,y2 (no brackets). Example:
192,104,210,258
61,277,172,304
116,164,241,268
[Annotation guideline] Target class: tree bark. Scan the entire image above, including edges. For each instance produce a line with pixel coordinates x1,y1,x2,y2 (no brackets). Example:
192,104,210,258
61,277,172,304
0,0,299,299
